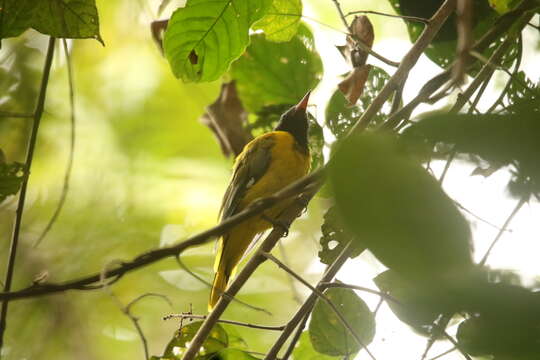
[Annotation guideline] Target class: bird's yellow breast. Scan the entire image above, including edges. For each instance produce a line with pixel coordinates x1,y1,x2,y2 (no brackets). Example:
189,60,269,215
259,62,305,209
239,131,310,207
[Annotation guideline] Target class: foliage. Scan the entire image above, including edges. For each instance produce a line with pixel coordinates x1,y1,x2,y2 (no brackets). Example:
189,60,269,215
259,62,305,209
253,0,303,42
0,155,25,203
163,0,271,82
0,0,103,44
308,287,375,356
231,23,323,112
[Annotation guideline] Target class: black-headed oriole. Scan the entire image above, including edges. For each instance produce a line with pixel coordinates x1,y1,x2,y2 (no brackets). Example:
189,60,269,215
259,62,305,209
209,93,311,310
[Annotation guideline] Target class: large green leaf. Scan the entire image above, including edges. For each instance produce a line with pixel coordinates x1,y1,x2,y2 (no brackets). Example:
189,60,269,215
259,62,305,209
231,23,322,112
329,133,473,283
163,0,271,82
159,321,228,359
308,287,375,356
0,0,102,43
252,0,302,42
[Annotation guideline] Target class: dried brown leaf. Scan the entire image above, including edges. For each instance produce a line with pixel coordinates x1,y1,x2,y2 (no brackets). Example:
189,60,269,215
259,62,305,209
338,65,371,105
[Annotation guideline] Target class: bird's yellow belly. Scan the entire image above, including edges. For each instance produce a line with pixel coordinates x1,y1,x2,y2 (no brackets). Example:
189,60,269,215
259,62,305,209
239,131,310,233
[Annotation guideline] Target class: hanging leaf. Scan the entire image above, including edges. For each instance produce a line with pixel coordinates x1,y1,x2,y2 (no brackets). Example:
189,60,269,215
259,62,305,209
329,133,473,284
163,0,272,82
0,0,103,44
309,287,375,356
231,23,322,112
253,0,302,42
318,206,365,265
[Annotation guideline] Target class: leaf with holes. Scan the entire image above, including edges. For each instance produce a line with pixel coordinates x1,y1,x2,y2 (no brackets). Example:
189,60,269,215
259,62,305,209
231,23,322,112
309,287,375,356
319,206,365,265
252,0,302,42
163,0,272,82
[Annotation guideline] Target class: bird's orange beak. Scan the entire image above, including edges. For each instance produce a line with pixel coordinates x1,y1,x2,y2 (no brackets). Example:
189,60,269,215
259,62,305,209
295,91,311,111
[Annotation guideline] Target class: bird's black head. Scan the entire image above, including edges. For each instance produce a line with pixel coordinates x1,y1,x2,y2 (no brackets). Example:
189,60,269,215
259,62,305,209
274,92,310,153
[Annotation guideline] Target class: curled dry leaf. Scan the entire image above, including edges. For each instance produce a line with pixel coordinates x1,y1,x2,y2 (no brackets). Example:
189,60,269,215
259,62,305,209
150,19,169,54
199,81,253,157
338,64,371,106
337,16,374,68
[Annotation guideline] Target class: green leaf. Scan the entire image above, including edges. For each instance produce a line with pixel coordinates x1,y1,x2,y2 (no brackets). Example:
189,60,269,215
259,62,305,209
231,23,322,112
308,113,324,170
329,133,473,283
0,0,103,43
318,205,365,265
161,321,228,359
325,66,390,139
308,287,375,356
0,157,25,203
0,0,37,39
163,0,271,82
252,0,302,42
373,270,443,336
292,332,339,360
489,0,521,14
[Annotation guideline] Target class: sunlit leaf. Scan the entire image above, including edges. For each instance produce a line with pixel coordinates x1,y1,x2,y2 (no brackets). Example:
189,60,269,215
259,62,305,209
163,0,271,82
0,0,103,43
325,66,390,139
489,0,520,14
161,321,228,359
253,0,302,42
0,159,25,203
292,332,339,360
231,23,322,112
318,206,364,265
329,133,473,283
309,287,375,356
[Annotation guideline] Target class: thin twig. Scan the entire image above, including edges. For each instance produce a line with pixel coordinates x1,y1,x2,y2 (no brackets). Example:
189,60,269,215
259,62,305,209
331,0,350,30
278,242,303,305
261,252,377,360
345,10,429,24
0,169,323,302
281,312,310,360
264,243,354,360
175,256,271,315
427,347,457,360
442,332,472,360
164,314,285,331
319,282,401,304
454,201,512,232
479,197,526,266
0,37,56,355
372,297,384,316
350,0,458,134
34,39,77,248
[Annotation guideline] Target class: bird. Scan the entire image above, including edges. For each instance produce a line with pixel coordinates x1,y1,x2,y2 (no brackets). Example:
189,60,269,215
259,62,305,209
209,92,311,310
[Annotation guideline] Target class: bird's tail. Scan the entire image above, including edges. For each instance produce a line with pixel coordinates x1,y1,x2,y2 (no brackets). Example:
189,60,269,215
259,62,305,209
209,260,230,311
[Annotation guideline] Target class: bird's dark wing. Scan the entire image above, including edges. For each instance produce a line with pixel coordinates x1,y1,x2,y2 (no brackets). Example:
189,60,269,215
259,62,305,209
219,136,274,221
